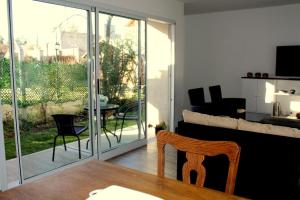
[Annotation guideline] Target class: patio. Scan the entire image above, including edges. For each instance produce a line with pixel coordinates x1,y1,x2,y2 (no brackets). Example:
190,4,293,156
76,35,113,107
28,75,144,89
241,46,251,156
6,123,151,183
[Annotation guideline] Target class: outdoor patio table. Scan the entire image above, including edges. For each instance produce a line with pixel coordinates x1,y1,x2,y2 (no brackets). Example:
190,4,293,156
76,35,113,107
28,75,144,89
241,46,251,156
85,104,119,148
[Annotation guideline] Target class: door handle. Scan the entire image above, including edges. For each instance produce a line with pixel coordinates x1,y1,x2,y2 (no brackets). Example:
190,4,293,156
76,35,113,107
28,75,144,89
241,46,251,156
97,79,100,94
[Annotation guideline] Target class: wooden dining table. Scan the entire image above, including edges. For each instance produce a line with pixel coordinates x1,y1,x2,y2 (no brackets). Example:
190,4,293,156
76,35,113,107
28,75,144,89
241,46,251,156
0,160,248,200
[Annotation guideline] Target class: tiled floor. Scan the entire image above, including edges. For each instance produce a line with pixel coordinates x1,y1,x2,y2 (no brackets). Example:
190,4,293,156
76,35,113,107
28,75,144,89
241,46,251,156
108,140,177,180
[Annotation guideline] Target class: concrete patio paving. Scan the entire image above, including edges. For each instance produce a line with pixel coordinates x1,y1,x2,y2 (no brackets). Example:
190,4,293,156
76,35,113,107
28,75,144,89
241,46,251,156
6,123,151,183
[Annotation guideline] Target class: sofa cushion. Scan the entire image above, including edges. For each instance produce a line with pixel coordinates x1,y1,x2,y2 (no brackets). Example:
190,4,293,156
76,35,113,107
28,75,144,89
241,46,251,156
182,110,238,129
237,119,269,133
183,110,300,139
238,118,300,138
182,109,210,125
207,115,238,129
266,124,300,139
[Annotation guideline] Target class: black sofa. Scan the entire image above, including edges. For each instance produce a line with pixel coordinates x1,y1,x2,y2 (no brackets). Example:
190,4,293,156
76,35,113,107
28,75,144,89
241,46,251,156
177,120,300,200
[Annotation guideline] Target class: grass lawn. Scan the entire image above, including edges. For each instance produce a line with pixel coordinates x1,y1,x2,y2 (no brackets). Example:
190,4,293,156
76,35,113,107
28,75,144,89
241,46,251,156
4,119,137,160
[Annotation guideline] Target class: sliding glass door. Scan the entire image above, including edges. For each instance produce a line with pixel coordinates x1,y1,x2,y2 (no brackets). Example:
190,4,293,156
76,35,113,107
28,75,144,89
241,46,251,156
11,0,93,180
0,0,148,188
0,0,19,189
96,12,146,152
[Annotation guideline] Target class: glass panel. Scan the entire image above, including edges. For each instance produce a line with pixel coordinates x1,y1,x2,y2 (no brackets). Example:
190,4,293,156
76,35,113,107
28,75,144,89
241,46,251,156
12,0,92,179
98,13,144,151
147,20,172,138
0,0,19,186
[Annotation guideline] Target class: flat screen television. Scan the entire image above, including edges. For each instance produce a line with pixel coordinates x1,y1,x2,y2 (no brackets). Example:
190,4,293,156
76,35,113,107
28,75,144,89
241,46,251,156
276,45,300,77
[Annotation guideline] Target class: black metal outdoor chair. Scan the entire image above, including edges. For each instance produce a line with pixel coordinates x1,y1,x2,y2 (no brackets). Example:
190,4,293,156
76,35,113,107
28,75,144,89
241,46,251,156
114,101,145,142
52,114,88,161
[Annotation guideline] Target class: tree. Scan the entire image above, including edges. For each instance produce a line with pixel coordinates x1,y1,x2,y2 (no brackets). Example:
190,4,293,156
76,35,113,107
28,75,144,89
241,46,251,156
105,15,113,43
0,58,10,90
99,39,137,104
0,36,8,58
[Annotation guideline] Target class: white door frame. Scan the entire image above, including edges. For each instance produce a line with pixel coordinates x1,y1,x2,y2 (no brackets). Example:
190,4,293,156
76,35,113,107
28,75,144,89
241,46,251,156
0,100,8,191
146,19,175,132
169,23,175,132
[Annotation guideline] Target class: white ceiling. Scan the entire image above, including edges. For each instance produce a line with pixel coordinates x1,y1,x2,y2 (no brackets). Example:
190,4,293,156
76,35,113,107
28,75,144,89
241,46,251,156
176,0,300,15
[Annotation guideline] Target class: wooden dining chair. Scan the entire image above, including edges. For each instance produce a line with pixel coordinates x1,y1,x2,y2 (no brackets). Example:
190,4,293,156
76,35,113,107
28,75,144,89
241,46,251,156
156,130,241,194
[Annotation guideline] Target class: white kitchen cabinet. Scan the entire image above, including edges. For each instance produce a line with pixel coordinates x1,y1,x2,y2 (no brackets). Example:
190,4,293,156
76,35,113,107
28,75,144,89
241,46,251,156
242,78,275,114
242,79,257,112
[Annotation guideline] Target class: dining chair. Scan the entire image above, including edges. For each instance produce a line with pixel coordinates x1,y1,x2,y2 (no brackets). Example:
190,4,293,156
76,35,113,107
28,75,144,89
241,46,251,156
209,85,246,118
187,87,216,114
156,130,241,194
52,114,88,161
188,88,205,106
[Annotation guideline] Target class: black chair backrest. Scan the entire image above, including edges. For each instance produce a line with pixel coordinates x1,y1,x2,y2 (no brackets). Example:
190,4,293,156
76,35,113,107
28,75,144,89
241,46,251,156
118,101,144,117
209,85,223,103
119,102,138,113
188,88,205,106
52,114,76,136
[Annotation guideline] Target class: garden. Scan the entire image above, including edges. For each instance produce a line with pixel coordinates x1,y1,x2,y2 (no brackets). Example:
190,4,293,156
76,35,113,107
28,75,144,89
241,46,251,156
0,38,142,159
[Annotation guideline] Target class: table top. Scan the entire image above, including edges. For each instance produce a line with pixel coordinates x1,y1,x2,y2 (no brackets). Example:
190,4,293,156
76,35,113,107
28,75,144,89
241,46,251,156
84,104,119,113
100,104,119,111
0,160,248,200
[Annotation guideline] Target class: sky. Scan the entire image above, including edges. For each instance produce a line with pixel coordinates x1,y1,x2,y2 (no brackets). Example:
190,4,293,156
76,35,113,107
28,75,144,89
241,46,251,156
1,0,138,45
0,0,143,60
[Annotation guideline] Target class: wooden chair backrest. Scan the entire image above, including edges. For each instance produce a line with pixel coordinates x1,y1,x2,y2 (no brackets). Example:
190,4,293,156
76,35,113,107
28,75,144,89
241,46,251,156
156,131,241,194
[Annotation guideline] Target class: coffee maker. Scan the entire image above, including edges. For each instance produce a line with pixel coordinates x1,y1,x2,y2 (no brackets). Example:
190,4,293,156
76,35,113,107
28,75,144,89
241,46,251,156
273,102,281,116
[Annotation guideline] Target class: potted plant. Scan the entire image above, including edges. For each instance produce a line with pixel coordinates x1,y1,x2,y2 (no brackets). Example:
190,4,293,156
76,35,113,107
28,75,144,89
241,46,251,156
154,121,167,135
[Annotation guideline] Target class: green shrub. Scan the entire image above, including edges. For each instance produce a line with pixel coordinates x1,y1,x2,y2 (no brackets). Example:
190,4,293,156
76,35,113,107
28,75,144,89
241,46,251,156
100,40,137,104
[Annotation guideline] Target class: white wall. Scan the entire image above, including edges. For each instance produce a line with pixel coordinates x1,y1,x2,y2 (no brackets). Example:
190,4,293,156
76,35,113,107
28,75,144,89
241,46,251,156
147,21,171,134
185,4,300,106
71,0,185,124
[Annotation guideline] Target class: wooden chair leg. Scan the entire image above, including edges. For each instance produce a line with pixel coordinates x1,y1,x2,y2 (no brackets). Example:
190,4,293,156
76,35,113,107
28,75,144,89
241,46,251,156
76,136,81,159
62,135,67,151
52,135,58,162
